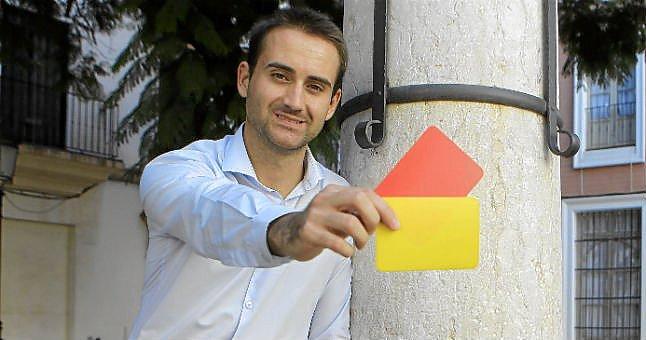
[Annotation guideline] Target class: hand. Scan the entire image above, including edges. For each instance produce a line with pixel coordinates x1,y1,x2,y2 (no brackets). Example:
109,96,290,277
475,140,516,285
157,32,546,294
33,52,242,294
267,184,400,261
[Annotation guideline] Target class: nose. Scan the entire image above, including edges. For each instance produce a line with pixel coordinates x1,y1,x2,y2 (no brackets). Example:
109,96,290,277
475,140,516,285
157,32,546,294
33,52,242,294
282,84,304,113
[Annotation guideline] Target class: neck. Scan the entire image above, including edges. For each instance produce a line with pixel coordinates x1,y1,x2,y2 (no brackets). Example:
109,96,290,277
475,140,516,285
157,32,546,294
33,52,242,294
242,125,307,198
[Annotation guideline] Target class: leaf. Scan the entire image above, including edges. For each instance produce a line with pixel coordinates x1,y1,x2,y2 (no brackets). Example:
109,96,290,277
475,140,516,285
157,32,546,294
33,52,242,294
151,37,185,61
193,14,230,56
226,96,246,124
115,78,159,144
105,53,158,108
559,0,646,85
176,54,207,101
112,30,148,73
154,1,191,33
309,117,340,170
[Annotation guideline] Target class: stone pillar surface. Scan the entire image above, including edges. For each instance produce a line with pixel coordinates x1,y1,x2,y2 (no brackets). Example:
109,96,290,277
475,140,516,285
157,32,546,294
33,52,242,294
341,1,562,339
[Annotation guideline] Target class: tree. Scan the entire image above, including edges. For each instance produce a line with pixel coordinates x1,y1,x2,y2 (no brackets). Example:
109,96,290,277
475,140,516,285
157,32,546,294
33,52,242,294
0,0,122,99
2,0,643,175
559,0,646,85
108,0,343,176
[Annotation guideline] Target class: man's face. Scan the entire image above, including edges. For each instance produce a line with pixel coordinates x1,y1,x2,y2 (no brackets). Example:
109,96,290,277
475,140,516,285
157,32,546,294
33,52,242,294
236,27,342,153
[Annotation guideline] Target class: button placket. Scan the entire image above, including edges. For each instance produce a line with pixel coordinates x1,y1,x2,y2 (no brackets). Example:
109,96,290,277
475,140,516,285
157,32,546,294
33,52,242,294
232,270,256,339
245,271,258,310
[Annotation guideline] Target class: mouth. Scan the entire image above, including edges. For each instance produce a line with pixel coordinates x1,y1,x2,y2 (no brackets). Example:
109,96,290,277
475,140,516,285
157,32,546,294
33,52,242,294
274,112,306,126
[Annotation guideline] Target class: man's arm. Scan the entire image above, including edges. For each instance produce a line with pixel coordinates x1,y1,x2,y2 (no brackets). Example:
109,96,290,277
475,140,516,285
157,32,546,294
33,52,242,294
142,148,399,266
140,148,296,267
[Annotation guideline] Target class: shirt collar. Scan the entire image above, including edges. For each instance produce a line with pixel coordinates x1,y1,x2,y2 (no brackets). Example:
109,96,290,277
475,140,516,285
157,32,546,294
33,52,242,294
302,147,323,191
221,123,258,178
222,123,325,191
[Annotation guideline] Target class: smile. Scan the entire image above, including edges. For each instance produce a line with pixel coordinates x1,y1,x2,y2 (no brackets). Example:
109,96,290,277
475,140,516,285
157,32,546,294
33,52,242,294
274,112,305,125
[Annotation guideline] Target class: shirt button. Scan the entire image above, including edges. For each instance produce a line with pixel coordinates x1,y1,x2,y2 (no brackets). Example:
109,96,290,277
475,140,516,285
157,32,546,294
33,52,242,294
244,300,253,309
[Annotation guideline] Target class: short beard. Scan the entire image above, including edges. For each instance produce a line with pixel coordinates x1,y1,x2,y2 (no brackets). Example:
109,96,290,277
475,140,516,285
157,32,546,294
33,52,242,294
248,116,317,155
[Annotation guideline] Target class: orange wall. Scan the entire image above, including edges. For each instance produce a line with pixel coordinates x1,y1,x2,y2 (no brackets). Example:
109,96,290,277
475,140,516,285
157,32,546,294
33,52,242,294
559,51,646,198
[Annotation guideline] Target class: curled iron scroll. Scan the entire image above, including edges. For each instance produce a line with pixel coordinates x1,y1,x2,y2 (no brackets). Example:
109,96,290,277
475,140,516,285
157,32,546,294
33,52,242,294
548,106,580,157
338,84,581,157
345,0,578,157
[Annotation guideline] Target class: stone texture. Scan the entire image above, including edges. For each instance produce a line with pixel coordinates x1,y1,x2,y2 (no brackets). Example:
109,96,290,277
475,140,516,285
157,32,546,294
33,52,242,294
341,1,562,339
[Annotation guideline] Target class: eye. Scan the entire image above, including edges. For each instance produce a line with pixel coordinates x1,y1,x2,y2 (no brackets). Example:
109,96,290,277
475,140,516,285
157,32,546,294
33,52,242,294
271,72,288,82
307,83,324,93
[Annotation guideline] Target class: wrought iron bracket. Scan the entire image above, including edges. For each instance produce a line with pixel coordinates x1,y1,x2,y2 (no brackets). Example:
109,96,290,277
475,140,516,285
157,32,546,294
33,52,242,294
354,0,387,149
342,0,580,157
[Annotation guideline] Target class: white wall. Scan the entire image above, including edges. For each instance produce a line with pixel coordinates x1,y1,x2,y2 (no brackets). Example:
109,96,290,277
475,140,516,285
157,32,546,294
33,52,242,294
2,181,147,340
1,219,72,339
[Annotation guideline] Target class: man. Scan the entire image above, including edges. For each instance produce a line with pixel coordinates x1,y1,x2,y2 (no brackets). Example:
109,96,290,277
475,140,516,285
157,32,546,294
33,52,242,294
129,8,399,340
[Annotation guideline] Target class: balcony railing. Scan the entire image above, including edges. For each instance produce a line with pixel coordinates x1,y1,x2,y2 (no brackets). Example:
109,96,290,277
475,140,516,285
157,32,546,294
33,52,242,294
0,76,118,159
586,102,636,150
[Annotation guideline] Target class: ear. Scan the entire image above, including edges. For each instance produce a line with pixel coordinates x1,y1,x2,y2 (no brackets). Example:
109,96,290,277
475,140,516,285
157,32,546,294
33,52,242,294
237,61,251,98
325,88,342,121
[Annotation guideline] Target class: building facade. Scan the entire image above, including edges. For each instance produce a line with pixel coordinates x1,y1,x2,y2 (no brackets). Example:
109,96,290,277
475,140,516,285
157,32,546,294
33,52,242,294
560,49,646,338
0,5,147,339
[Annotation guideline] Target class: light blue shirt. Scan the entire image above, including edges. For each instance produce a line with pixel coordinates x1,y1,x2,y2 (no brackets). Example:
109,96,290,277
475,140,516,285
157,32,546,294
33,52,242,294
129,125,351,339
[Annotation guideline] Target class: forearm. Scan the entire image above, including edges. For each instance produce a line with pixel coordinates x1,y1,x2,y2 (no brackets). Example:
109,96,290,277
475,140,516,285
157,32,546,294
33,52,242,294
267,212,304,257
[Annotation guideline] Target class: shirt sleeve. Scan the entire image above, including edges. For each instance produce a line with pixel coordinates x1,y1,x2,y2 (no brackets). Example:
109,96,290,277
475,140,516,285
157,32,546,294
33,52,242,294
139,148,296,268
308,257,352,340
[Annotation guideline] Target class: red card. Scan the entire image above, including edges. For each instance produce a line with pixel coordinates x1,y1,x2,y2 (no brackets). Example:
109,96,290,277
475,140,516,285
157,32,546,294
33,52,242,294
375,126,483,197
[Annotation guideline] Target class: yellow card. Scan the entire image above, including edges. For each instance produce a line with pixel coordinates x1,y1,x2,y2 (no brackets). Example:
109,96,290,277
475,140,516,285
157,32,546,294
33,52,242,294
376,197,480,271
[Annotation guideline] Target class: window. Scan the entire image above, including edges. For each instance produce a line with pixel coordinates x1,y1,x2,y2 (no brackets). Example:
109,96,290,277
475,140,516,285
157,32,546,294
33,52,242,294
573,54,645,168
563,195,646,339
0,4,69,148
586,72,636,150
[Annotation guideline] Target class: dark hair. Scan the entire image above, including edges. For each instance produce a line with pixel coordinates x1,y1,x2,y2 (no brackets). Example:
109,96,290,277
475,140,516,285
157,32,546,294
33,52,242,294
247,7,347,93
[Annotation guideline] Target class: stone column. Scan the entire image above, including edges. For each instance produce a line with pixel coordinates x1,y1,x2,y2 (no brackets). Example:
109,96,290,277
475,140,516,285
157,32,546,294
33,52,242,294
341,1,562,338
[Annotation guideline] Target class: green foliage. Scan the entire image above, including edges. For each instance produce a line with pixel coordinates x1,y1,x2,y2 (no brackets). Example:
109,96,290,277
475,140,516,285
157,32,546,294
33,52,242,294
111,0,344,177
4,1,645,175
0,0,123,100
193,14,230,56
559,0,646,85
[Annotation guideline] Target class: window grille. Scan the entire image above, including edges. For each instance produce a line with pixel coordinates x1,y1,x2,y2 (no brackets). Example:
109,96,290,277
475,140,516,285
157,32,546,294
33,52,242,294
0,4,69,148
575,209,641,339
0,4,119,159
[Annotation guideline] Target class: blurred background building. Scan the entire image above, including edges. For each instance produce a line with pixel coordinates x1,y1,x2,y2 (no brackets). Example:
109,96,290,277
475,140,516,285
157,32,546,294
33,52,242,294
0,4,147,339
560,50,644,339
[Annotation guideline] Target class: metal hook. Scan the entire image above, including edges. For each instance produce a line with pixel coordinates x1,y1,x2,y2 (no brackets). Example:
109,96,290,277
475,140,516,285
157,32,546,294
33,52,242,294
354,120,384,149
547,107,580,157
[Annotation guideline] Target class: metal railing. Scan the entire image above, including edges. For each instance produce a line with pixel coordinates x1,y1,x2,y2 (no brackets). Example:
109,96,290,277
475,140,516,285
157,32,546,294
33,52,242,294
65,92,119,159
586,102,636,150
0,76,118,159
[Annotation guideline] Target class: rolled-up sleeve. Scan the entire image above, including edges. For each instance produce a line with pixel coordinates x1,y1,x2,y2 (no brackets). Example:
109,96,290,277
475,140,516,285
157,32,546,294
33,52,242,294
140,149,296,267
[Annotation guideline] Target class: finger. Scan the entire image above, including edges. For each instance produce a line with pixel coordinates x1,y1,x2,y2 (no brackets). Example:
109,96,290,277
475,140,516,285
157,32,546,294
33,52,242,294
328,229,356,249
342,191,381,234
365,190,400,230
326,188,399,231
318,188,381,234
316,186,399,232
319,229,355,258
326,211,370,249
